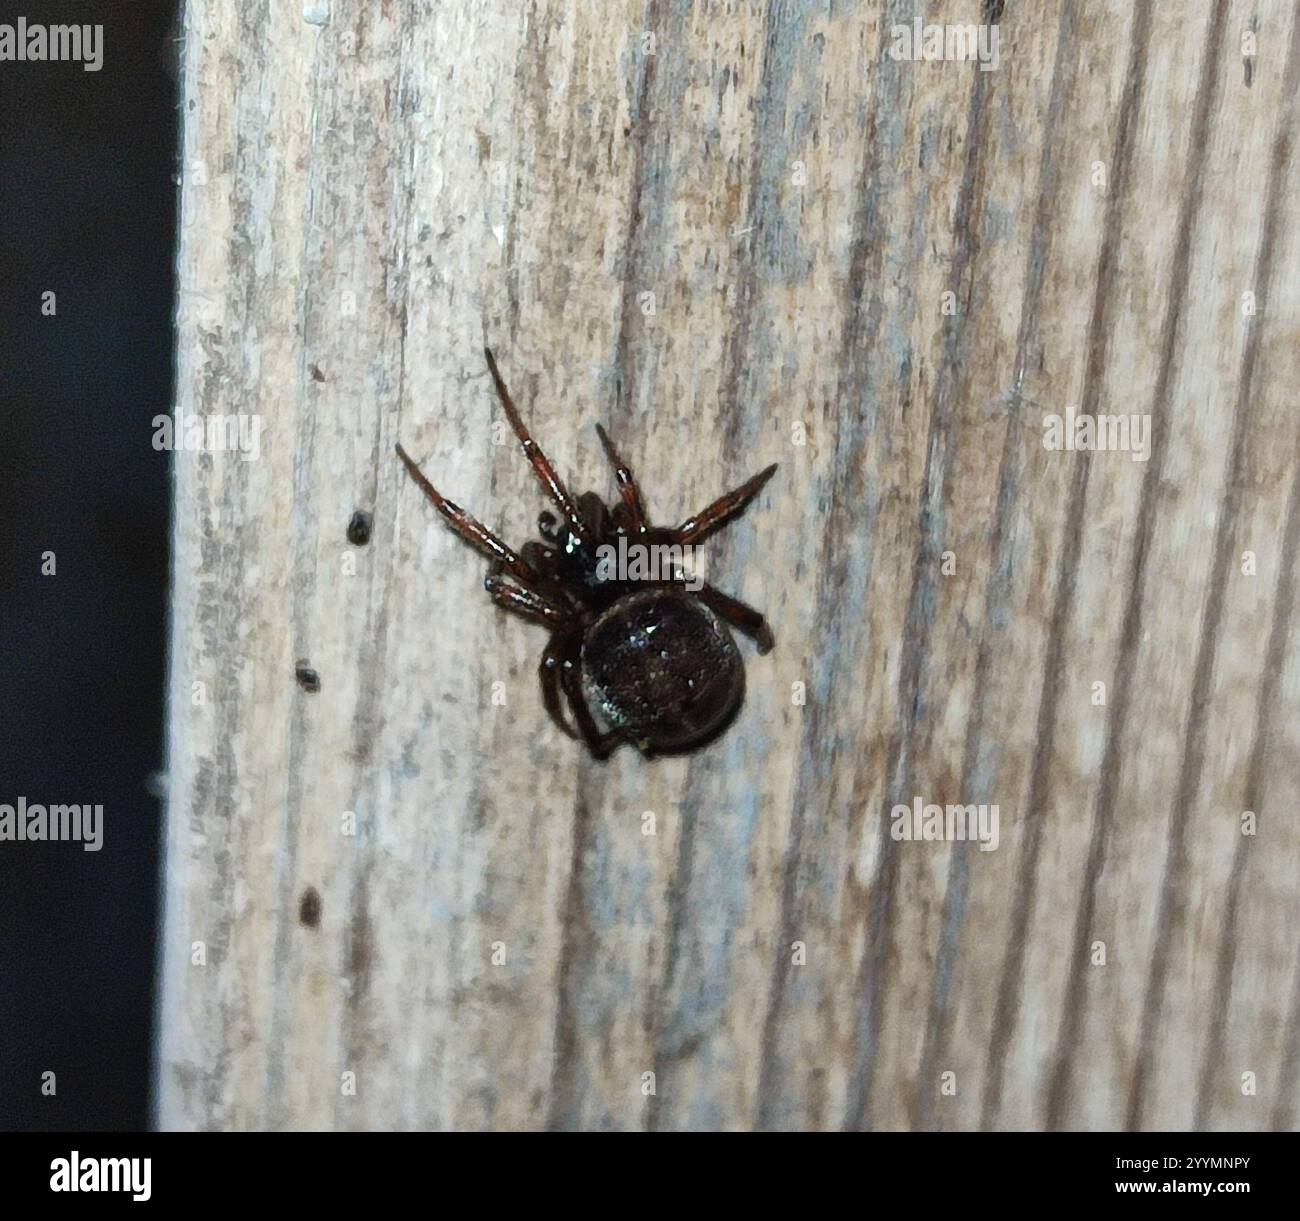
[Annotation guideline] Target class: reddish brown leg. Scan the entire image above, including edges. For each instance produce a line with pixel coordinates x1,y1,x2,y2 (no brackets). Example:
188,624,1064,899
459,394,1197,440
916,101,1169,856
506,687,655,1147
397,442,546,589
483,567,571,627
695,581,775,654
483,348,589,539
539,637,579,739
558,644,624,760
674,462,779,546
595,423,648,532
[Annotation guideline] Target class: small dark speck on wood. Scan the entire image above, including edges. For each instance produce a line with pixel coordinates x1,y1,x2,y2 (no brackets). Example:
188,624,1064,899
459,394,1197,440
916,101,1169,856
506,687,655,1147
295,662,321,693
347,510,373,545
299,887,322,927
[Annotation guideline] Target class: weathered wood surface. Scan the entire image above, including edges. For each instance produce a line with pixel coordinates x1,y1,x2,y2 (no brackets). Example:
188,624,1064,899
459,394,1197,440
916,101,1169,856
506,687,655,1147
158,0,1300,1130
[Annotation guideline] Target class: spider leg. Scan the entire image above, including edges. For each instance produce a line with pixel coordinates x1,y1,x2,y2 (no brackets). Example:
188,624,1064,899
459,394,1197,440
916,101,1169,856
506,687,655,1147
539,637,580,739
518,540,585,615
483,347,589,541
484,567,572,627
595,423,648,531
396,442,546,590
558,647,625,760
520,540,558,575
674,462,779,546
695,581,775,654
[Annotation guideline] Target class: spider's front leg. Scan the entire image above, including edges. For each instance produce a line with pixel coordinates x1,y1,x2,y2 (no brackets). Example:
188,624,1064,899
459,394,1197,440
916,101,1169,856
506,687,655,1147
397,442,545,591
595,423,648,532
484,347,591,542
483,567,571,628
674,462,779,546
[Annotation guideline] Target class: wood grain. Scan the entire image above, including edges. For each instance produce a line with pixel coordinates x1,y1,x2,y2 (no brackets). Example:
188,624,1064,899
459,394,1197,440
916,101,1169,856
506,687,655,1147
157,0,1300,1130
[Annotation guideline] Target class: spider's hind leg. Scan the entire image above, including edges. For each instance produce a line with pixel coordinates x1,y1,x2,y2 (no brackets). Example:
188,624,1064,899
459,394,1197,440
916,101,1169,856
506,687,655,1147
695,581,775,654
557,643,625,760
539,637,579,740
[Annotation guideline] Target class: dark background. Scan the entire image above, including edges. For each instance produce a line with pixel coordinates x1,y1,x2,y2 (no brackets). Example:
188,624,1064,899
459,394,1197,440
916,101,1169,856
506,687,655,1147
0,1,179,1130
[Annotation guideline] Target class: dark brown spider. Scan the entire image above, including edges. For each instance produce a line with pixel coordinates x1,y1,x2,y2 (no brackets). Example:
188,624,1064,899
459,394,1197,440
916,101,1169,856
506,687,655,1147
396,348,777,760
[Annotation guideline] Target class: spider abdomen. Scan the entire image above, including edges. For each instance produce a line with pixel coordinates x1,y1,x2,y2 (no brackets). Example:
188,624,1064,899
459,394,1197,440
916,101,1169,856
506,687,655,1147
580,588,744,752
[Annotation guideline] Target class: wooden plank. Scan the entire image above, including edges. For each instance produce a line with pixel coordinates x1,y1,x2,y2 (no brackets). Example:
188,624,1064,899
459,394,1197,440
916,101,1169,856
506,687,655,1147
157,0,1300,1130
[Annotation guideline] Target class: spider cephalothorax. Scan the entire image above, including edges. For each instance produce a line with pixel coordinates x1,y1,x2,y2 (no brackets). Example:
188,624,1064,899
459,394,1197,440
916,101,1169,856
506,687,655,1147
397,348,777,759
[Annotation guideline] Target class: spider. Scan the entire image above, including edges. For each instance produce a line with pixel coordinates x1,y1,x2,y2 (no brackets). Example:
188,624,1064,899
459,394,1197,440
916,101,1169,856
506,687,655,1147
396,348,777,759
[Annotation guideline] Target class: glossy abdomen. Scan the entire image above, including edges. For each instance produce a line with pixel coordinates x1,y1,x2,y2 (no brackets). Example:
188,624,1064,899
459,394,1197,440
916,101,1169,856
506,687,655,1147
581,589,743,752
